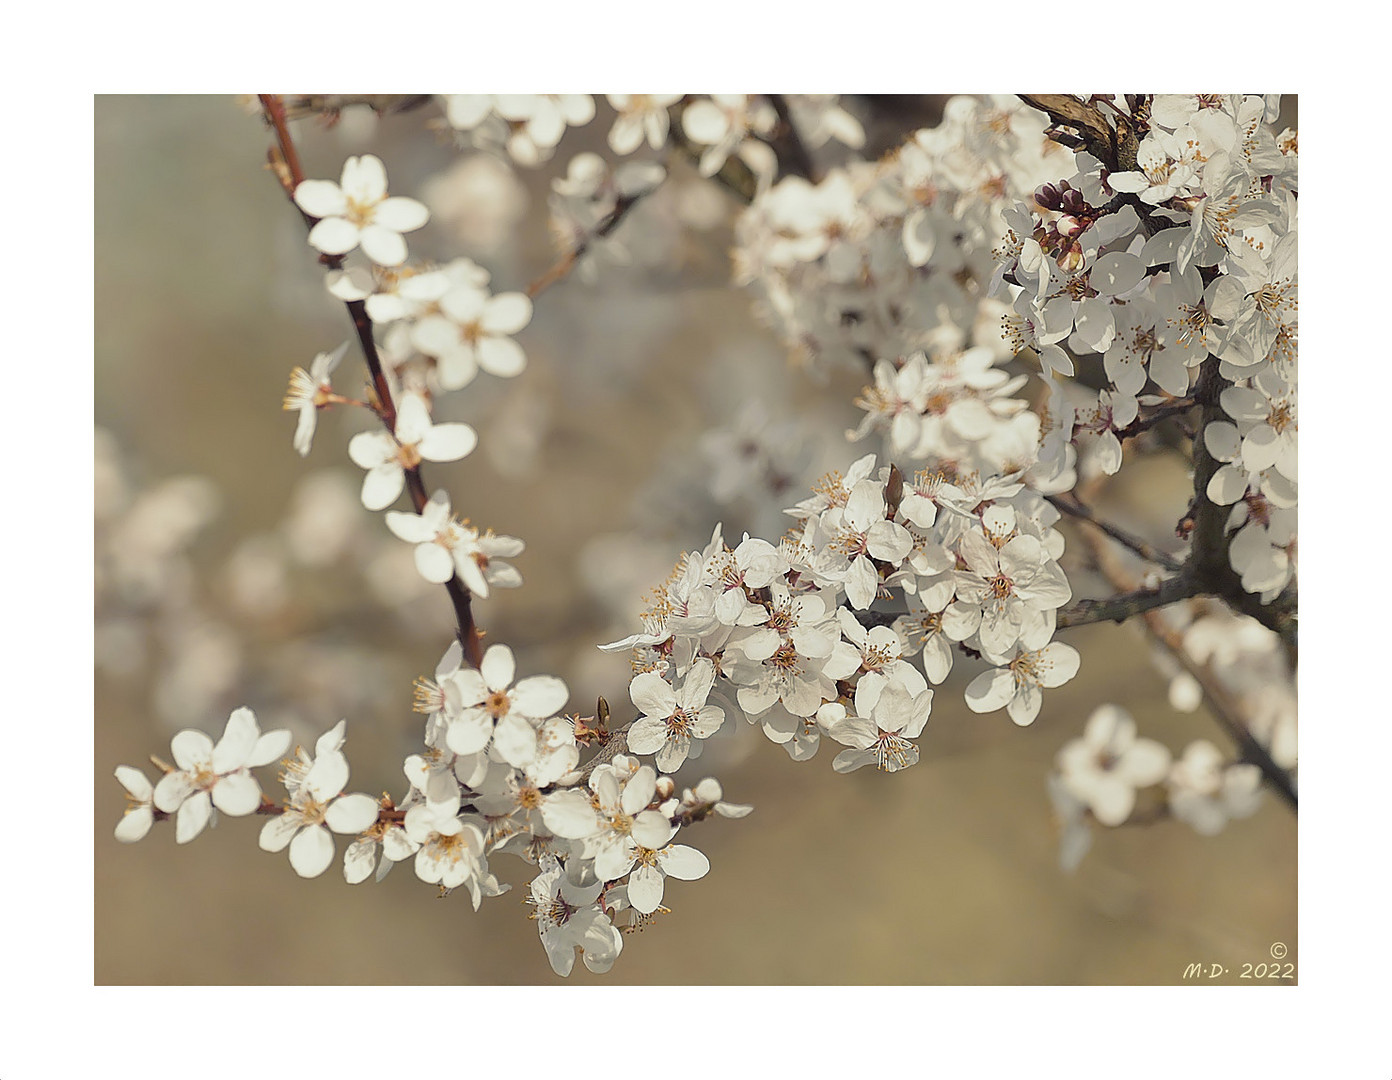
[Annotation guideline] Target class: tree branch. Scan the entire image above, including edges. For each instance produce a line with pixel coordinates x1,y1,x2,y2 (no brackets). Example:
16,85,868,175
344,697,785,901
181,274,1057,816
765,94,819,182
1056,573,1198,628
1047,493,1186,573
1185,354,1297,665
258,94,483,667
666,100,758,205
1114,399,1196,442
1074,513,1296,810
526,187,652,299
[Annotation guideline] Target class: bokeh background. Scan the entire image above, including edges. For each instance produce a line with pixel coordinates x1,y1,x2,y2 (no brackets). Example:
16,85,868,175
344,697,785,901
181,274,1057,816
95,95,1296,985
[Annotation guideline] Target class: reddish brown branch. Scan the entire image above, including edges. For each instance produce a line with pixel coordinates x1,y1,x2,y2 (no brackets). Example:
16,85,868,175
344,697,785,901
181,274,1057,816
257,93,483,667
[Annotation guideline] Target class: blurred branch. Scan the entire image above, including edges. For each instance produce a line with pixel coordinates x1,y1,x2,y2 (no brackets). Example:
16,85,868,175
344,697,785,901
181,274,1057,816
765,94,820,181
1075,512,1296,811
526,186,652,299
278,95,434,123
1048,493,1185,573
667,99,759,204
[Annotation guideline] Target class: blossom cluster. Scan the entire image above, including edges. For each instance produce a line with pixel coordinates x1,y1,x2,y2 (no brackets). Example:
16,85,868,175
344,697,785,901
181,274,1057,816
116,689,748,976
995,94,1297,598
1048,704,1264,870
602,449,1079,776
111,93,1296,980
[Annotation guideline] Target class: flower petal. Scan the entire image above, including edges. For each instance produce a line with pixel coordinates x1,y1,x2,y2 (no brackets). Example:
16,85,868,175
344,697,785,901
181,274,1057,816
175,792,212,844
418,422,478,463
289,824,336,878
373,196,429,233
307,217,360,256
659,843,710,881
293,179,348,218
359,225,408,267
211,771,262,816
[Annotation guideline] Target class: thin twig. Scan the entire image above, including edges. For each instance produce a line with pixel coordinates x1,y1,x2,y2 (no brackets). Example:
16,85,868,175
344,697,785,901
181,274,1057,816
1114,399,1196,442
1138,606,1297,810
1075,517,1296,811
666,99,758,204
526,189,650,299
258,93,482,666
1047,493,1186,573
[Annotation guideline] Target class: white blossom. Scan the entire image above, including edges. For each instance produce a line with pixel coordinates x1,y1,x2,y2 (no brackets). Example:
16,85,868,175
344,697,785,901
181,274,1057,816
258,721,380,878
347,393,477,511
1055,705,1171,826
151,707,292,844
293,155,429,266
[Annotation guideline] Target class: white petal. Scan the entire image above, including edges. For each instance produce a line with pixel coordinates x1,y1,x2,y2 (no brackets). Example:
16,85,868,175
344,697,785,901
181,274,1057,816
483,292,533,334
493,713,538,767
175,792,212,844
630,670,678,717
249,728,293,768
343,839,377,884
325,793,380,834
625,716,668,756
476,336,526,378
341,155,388,203
541,789,600,839
306,217,360,256
152,771,196,814
631,810,674,849
289,825,336,878
1091,252,1144,296
659,843,710,881
512,675,569,718
446,711,494,755
480,644,516,690
359,225,409,267
1089,777,1136,826
168,729,213,772
348,430,391,469
115,765,152,801
293,179,348,218
361,464,405,510
373,196,429,233
211,771,262,816
965,668,1015,713
627,864,665,914
622,767,657,816
212,707,260,771
1206,465,1250,505
114,807,153,843
415,543,456,584
259,814,301,853
305,750,350,801
418,423,477,463
385,509,434,542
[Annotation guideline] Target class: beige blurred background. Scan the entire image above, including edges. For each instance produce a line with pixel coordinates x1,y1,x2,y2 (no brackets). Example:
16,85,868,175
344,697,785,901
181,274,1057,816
95,95,1295,985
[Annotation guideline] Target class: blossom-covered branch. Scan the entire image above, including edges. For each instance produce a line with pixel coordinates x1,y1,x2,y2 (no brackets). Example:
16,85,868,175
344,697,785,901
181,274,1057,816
260,94,485,664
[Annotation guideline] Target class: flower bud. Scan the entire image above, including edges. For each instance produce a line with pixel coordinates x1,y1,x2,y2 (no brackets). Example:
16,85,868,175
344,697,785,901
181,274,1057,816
1034,182,1063,210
